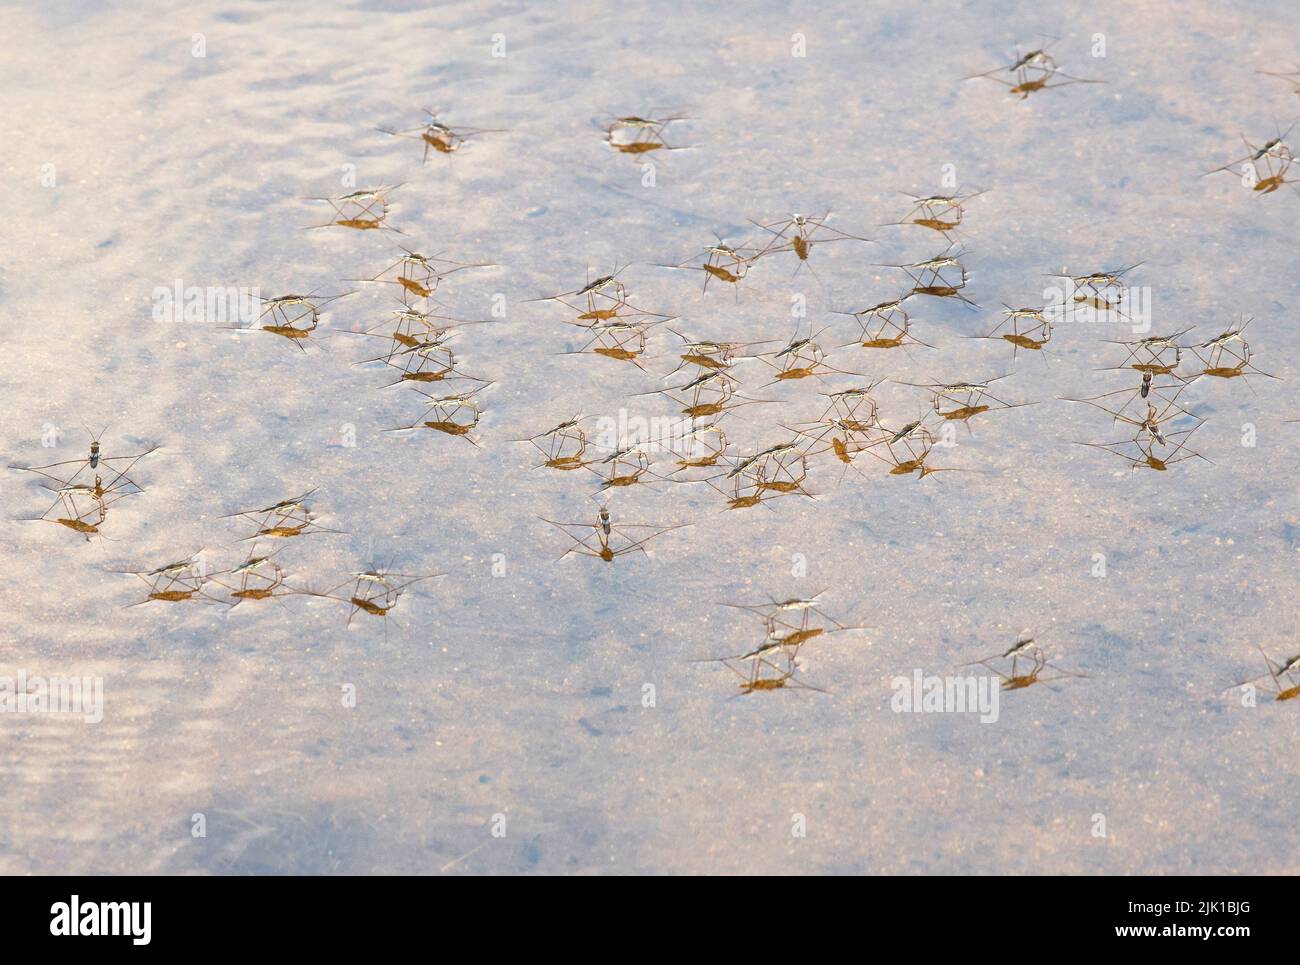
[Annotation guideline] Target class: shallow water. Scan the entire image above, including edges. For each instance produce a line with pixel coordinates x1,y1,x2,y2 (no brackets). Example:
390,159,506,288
1,0,1297,874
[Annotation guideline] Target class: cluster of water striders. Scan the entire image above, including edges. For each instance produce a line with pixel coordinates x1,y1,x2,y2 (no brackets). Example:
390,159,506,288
10,36,1298,697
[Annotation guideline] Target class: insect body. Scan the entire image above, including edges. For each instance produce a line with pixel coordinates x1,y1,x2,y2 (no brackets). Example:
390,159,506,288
539,508,688,562
378,111,502,163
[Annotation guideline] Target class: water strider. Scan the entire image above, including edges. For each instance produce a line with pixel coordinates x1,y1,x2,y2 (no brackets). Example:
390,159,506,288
539,507,688,562
222,488,342,540
748,211,874,280
965,39,1103,98
305,185,405,232
882,190,987,241
377,110,503,163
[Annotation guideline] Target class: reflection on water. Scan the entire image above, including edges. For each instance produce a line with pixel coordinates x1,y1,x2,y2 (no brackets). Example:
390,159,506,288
1,0,1298,873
